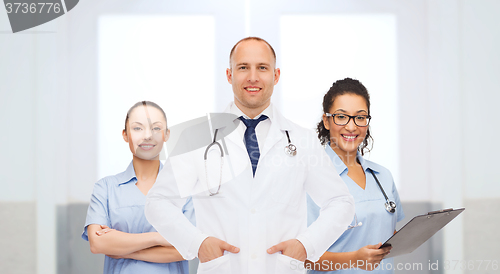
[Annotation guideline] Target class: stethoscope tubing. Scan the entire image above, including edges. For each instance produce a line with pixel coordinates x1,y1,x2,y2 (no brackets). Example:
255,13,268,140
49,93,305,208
369,169,396,213
204,128,296,195
204,129,223,160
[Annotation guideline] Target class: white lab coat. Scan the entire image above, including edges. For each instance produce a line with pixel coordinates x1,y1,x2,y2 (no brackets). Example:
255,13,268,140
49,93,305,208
145,103,355,274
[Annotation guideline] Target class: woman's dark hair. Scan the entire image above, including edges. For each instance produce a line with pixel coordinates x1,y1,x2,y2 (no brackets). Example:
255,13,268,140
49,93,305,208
317,78,373,156
124,101,167,131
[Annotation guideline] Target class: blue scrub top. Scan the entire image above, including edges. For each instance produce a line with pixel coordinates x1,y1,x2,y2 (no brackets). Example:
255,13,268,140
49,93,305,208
82,161,195,274
307,145,404,274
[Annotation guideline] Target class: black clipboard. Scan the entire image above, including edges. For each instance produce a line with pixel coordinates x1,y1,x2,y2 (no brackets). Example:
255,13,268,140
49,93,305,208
380,208,465,258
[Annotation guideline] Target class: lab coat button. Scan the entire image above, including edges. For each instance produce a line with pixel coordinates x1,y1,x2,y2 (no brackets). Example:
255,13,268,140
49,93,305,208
251,253,257,259
251,208,256,214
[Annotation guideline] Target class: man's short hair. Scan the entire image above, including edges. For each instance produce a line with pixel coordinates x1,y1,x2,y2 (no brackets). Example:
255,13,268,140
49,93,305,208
229,37,276,67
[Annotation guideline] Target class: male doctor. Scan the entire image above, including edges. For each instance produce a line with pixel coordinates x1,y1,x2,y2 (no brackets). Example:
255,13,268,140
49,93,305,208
145,37,355,274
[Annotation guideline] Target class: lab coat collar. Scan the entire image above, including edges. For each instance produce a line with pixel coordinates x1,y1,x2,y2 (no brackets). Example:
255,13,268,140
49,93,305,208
116,160,163,186
260,104,293,159
223,102,293,131
222,102,293,156
228,102,274,122
269,103,294,131
220,102,247,152
324,143,380,175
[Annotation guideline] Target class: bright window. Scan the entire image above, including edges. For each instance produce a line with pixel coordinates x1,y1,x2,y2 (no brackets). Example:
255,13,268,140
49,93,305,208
280,14,399,184
98,15,215,179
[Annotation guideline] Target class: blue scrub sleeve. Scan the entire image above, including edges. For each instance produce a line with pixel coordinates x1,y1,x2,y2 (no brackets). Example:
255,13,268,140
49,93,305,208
306,193,321,227
81,179,111,241
182,196,196,226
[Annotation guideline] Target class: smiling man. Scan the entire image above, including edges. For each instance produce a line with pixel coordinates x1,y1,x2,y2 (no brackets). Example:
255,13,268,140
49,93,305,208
145,37,355,274
227,38,278,118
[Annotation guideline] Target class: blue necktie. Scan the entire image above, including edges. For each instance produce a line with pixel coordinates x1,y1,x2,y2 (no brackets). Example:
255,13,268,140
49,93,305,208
239,115,268,177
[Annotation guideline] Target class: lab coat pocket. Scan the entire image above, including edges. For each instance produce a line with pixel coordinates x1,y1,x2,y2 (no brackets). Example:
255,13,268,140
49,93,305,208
274,179,303,209
269,155,305,209
275,253,306,274
197,254,231,274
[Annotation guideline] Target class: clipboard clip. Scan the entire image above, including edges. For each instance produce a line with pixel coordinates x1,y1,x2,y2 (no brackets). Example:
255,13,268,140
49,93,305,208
427,208,453,215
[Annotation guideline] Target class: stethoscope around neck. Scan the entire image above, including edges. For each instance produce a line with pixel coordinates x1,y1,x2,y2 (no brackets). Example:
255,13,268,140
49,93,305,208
203,127,297,196
347,168,397,229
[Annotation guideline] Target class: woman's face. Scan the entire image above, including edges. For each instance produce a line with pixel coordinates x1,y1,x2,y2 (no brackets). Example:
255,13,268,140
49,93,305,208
323,93,369,155
122,106,169,160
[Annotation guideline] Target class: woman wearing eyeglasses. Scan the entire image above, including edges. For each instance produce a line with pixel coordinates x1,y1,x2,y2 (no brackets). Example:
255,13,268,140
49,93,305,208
81,101,194,274
306,78,405,273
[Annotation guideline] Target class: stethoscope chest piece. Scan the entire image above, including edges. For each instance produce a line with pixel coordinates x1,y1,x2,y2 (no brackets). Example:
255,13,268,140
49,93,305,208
285,144,297,157
284,130,297,157
385,201,397,213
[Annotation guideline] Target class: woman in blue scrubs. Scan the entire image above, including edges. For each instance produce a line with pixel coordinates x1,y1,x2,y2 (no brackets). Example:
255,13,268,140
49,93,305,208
82,101,194,274
307,78,404,273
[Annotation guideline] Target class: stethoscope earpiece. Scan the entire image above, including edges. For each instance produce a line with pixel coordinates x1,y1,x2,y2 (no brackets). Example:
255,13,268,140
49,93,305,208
348,214,363,230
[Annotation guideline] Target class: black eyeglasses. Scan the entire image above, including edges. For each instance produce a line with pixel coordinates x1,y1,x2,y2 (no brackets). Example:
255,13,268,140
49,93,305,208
325,113,371,127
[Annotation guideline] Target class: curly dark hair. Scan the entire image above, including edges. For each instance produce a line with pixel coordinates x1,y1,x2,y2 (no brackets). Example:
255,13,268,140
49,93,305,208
317,78,373,156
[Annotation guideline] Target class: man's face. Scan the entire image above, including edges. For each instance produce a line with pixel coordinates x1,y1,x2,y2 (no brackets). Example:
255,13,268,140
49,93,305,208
226,40,280,116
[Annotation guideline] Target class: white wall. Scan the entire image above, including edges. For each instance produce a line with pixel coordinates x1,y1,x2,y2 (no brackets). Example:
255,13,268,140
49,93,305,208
0,11,70,274
0,11,36,203
427,1,465,271
461,0,500,200
460,1,500,272
426,1,500,273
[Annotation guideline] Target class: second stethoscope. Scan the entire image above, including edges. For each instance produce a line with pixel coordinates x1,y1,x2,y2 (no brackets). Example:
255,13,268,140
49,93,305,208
204,129,224,196
347,169,397,230
204,128,296,196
